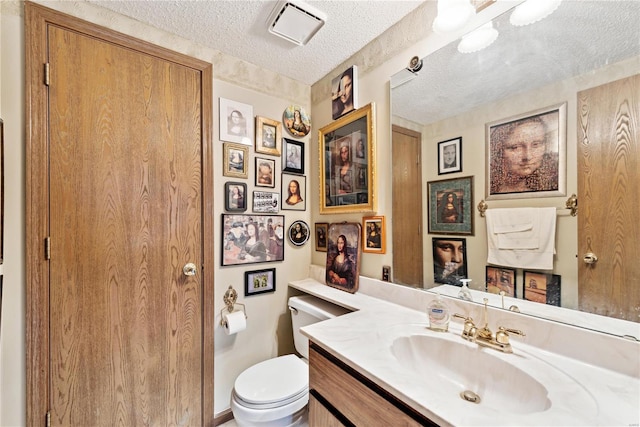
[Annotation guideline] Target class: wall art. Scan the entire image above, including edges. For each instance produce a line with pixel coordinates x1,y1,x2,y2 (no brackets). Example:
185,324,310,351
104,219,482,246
219,97,253,145
427,176,474,235
221,214,284,266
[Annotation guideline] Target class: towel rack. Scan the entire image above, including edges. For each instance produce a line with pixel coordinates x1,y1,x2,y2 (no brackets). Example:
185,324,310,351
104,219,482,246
477,194,577,217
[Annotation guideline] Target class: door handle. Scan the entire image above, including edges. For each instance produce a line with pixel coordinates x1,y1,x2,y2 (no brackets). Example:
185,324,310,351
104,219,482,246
183,263,197,276
583,253,598,264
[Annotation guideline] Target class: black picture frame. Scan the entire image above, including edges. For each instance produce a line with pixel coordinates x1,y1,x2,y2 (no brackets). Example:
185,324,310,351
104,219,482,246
244,268,276,296
281,174,306,211
315,222,328,252
282,138,305,174
288,220,310,246
255,157,276,188
438,136,462,175
432,237,468,286
427,176,474,235
485,265,517,297
224,182,247,212
221,214,284,266
523,270,561,306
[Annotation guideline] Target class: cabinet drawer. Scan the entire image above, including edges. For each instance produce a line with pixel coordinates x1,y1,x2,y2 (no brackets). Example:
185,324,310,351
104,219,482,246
309,343,433,426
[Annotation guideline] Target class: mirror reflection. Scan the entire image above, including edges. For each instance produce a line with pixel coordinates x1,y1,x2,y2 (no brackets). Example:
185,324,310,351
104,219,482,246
390,0,640,337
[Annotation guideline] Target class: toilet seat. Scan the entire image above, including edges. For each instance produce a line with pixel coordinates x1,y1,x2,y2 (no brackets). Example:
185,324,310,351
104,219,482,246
233,354,308,408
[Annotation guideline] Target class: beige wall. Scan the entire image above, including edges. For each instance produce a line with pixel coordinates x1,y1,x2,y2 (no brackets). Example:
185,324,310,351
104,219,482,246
0,1,311,423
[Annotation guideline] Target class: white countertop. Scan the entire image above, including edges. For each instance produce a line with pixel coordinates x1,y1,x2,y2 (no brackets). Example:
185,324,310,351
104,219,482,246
290,277,640,426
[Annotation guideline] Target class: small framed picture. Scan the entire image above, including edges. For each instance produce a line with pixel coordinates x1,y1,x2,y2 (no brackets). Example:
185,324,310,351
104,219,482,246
315,222,329,252
432,237,468,286
427,176,474,235
331,65,358,120
244,268,276,296
223,143,248,179
255,116,282,156
283,138,305,174
362,216,385,254
219,97,253,145
252,191,279,213
438,137,462,175
224,182,247,212
255,157,276,188
282,173,306,211
523,270,561,306
485,265,516,297
288,220,310,246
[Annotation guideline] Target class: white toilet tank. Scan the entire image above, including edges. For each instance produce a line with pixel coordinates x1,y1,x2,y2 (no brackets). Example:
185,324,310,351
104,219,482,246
288,295,350,359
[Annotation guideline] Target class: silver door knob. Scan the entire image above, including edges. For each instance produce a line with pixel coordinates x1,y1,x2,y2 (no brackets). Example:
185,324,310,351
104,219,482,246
583,253,598,264
183,263,197,276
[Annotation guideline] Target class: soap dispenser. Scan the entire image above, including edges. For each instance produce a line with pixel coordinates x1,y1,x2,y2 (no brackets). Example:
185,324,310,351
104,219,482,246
427,293,450,332
458,279,473,301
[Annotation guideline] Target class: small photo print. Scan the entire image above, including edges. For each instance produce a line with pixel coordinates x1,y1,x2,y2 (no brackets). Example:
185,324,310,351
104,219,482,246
523,270,561,306
220,97,253,145
485,266,516,297
282,174,306,211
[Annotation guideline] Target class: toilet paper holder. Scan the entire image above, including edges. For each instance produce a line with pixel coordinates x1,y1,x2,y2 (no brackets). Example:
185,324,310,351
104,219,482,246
220,285,247,326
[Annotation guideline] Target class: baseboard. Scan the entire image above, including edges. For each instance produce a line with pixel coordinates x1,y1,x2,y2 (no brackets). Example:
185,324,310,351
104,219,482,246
214,408,234,426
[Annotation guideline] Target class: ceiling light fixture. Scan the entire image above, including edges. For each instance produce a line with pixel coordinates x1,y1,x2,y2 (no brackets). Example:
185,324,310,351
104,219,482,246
432,0,476,34
457,21,499,53
510,0,562,27
267,1,327,46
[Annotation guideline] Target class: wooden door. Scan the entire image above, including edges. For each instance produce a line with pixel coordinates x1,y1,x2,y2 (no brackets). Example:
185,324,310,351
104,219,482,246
26,4,214,426
392,125,423,286
577,74,639,322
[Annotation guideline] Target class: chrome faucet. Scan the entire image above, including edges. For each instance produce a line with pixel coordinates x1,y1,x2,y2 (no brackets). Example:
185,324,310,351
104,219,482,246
454,298,525,353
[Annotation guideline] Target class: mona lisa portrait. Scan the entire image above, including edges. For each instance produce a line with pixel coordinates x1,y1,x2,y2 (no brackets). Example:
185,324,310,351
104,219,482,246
427,176,474,235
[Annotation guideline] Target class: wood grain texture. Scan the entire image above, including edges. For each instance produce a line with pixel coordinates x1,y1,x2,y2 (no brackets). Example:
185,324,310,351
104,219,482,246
577,74,640,323
309,393,347,427
392,125,424,286
309,345,430,426
26,3,214,426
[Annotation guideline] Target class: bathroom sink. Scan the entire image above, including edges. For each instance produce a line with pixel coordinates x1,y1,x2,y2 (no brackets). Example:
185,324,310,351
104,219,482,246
391,333,552,414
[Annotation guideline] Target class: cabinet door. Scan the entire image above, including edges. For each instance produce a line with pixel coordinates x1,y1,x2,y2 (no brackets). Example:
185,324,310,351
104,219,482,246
309,393,346,427
310,345,432,426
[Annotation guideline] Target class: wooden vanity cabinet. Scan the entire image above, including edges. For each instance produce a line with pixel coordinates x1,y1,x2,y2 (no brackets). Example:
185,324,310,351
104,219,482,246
309,342,437,426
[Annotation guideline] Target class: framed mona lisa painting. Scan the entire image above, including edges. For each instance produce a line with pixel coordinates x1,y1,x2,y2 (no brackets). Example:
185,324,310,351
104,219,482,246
427,176,474,235
319,103,375,214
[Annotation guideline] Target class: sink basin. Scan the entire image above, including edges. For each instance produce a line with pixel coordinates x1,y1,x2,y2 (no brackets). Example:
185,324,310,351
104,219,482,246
391,333,551,414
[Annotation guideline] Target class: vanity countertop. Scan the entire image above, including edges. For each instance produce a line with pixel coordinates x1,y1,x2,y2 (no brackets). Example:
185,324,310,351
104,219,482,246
290,277,640,426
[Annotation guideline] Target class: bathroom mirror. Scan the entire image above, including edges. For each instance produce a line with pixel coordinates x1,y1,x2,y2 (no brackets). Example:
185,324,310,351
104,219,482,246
390,1,639,336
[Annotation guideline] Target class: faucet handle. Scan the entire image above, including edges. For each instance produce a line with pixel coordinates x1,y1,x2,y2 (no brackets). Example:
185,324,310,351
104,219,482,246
453,313,477,339
496,326,525,345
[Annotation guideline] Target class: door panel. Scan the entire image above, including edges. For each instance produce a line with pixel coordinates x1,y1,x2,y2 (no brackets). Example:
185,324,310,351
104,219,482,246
27,3,213,425
577,74,640,322
392,126,424,286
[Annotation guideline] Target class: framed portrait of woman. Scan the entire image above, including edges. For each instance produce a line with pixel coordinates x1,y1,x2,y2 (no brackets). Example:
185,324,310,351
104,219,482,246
221,214,285,266
362,216,385,254
282,138,304,174
281,173,306,211
325,222,362,293
486,102,566,200
224,182,247,212
219,97,253,145
319,103,375,214
427,176,474,235
255,115,282,156
223,143,248,179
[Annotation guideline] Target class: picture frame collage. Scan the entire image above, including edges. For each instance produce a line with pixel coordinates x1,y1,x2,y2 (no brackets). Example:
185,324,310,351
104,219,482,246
219,97,312,295
427,103,566,306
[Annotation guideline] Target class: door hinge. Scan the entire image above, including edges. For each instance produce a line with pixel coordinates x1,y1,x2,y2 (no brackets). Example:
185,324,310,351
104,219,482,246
45,236,51,260
44,63,50,86
46,410,51,427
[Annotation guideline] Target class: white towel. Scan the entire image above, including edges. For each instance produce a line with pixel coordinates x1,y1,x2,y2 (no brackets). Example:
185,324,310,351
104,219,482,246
486,207,556,269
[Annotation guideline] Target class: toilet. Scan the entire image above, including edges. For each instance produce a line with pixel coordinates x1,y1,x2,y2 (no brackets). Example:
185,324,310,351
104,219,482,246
231,295,350,427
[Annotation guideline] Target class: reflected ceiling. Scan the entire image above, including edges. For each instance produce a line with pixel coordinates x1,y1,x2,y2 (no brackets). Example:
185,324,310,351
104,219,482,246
392,1,640,126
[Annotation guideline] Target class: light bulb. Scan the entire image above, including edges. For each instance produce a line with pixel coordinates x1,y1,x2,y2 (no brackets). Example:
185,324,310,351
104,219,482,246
457,21,499,54
432,0,476,34
510,0,562,27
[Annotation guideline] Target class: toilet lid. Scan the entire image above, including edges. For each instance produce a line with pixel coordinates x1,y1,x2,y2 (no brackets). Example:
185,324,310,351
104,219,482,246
234,354,308,405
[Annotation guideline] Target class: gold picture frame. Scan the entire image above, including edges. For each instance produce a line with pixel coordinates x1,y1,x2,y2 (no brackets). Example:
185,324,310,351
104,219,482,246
255,115,282,156
223,143,248,179
362,215,385,254
319,102,375,214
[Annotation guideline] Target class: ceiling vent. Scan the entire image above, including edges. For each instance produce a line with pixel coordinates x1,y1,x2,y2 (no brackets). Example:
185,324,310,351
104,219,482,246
267,1,327,46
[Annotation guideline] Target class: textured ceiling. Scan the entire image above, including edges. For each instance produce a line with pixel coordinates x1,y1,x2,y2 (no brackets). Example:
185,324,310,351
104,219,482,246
86,0,426,85
392,0,640,125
